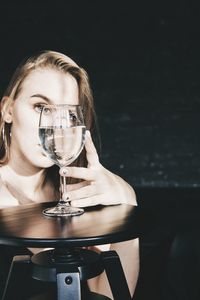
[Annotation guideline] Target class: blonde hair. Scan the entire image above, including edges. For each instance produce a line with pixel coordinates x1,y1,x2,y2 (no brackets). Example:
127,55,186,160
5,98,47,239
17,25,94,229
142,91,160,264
0,50,97,189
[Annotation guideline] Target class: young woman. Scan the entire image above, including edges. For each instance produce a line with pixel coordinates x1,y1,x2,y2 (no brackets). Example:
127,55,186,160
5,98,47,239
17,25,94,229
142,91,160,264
0,50,139,299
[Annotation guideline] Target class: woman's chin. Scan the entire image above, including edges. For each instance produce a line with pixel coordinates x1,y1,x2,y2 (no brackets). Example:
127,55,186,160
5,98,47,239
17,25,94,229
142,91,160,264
36,156,55,168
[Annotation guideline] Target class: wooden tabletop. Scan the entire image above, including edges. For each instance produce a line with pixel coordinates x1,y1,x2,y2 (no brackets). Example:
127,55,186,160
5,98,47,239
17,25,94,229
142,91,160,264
0,202,158,248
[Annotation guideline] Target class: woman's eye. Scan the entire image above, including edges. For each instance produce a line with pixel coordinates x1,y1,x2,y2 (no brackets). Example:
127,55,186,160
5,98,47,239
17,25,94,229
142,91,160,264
34,104,44,113
34,104,51,115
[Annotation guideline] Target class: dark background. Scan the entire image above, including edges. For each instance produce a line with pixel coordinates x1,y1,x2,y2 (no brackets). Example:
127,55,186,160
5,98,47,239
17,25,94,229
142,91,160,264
0,0,200,188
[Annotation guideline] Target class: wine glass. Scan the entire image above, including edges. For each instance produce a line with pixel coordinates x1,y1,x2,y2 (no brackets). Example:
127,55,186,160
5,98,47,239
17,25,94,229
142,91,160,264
39,104,86,217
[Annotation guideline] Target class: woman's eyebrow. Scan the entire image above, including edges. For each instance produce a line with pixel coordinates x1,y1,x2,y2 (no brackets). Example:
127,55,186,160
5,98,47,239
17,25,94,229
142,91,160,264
30,94,53,103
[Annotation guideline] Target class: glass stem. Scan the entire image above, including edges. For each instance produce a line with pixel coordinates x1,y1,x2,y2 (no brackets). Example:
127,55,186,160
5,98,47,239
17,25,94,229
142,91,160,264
60,174,70,206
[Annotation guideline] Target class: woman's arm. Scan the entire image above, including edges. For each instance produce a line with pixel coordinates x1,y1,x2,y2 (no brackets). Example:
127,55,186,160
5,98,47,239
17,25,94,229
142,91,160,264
87,239,139,299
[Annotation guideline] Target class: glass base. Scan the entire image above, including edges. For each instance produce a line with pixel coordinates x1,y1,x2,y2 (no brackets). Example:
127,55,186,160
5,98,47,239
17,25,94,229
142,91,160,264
43,204,84,217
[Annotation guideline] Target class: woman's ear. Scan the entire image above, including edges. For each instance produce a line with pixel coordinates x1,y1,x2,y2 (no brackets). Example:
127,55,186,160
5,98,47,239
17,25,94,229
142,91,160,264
1,96,13,124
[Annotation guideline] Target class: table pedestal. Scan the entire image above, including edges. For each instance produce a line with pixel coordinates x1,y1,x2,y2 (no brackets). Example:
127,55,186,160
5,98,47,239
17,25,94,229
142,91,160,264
3,248,132,300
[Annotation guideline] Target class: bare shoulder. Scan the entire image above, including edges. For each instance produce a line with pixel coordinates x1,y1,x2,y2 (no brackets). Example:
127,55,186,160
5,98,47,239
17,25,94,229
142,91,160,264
0,166,19,208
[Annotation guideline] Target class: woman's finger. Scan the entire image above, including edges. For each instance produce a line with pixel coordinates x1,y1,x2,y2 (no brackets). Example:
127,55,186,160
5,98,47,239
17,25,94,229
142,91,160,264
67,184,99,201
70,194,120,207
85,130,100,168
70,194,104,207
67,181,88,191
60,166,97,181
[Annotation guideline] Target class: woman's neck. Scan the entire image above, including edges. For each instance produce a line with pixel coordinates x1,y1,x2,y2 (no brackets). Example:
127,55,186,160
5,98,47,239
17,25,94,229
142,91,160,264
0,164,47,201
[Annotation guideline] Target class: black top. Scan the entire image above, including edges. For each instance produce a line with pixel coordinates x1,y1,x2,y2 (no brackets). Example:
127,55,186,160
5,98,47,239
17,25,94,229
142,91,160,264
0,202,158,248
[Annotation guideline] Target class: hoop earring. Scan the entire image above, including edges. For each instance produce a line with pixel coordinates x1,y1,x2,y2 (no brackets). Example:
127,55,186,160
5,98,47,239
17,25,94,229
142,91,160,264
2,124,6,145
2,123,11,147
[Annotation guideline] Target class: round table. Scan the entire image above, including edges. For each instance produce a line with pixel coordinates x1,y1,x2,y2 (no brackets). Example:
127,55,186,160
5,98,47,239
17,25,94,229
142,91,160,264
0,202,158,300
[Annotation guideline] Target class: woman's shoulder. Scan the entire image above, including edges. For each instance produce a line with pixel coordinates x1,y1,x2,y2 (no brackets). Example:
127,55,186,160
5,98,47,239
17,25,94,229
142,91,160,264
0,167,19,208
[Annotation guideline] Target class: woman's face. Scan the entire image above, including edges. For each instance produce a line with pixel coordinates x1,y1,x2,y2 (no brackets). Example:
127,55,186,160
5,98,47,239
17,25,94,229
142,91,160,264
9,68,79,171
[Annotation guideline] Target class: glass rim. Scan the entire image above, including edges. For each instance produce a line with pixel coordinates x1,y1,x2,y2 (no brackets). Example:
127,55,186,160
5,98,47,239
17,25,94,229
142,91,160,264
41,104,82,108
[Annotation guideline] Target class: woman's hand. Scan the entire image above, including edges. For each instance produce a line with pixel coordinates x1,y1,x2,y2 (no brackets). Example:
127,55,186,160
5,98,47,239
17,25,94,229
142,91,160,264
59,131,137,208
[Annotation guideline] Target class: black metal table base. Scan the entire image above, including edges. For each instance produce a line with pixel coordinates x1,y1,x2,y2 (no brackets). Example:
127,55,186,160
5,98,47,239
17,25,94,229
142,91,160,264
2,248,132,300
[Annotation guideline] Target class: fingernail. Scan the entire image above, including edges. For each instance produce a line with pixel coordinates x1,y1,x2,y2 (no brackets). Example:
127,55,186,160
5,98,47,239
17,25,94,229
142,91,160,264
63,169,68,175
59,167,69,176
